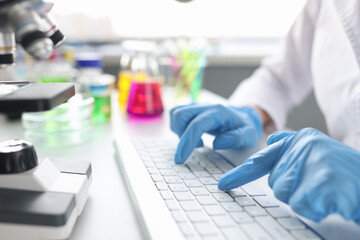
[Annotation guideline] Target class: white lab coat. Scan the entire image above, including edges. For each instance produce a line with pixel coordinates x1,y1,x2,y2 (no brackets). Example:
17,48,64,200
230,0,360,150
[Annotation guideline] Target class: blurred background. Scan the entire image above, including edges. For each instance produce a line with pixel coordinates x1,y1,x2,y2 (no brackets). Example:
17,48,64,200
12,0,327,139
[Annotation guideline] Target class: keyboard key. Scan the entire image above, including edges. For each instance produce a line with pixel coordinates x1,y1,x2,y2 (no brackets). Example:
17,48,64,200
291,229,321,240
165,200,180,210
163,176,182,184
164,156,175,162
203,205,226,216
171,211,187,222
221,202,243,212
211,174,223,181
241,223,272,240
202,234,222,240
241,182,267,196
199,177,217,185
178,172,196,179
256,216,295,240
199,161,216,168
159,148,175,154
213,193,233,202
180,201,202,211
179,222,196,237
155,163,172,169
230,212,254,223
147,167,158,174
159,169,177,176
235,196,257,206
174,192,194,201
186,211,210,222
193,171,211,178
151,174,162,182
216,162,234,172
152,157,167,162
149,152,163,158
253,196,279,208
155,182,168,190
206,185,223,193
190,187,210,196
228,188,247,197
221,227,250,240
266,207,292,218
212,215,237,227
244,206,268,216
206,167,223,174
194,222,219,236
160,190,173,200
185,162,203,171
196,196,217,205
169,184,188,192
173,165,190,173
143,161,154,167
183,179,202,187
278,217,306,230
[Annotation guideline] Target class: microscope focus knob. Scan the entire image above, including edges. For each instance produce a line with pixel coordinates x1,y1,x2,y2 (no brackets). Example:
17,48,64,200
0,139,38,174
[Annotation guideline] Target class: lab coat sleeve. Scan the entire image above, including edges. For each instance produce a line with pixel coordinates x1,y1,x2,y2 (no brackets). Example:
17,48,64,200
229,0,322,130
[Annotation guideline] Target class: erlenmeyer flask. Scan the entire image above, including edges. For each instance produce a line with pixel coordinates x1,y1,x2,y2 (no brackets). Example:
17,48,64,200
127,53,164,117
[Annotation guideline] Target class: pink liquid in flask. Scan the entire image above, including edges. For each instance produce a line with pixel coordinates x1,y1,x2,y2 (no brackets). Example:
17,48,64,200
127,81,164,117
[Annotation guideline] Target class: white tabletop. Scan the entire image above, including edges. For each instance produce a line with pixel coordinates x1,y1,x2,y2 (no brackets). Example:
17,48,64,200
0,107,143,240
3,88,360,240
0,88,224,240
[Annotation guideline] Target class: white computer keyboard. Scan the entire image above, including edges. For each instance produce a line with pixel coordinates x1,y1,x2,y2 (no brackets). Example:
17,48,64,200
132,138,321,240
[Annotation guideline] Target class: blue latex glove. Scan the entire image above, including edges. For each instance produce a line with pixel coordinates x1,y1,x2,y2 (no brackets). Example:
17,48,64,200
218,128,360,224
170,104,263,164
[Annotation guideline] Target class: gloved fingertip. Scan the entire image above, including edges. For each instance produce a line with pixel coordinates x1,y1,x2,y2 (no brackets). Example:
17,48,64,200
174,153,185,164
217,175,232,191
217,168,243,190
196,139,204,148
267,131,296,146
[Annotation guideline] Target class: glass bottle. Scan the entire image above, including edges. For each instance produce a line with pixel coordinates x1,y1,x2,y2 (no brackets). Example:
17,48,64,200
117,52,133,110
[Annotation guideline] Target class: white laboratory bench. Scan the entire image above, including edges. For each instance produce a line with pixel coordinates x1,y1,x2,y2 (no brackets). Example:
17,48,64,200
2,88,359,240
0,89,223,240
0,111,142,240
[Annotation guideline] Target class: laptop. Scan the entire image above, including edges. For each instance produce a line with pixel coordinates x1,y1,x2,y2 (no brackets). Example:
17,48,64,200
112,93,360,240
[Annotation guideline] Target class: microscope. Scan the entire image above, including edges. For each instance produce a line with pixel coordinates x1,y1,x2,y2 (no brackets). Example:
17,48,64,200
0,1,92,239
0,0,65,67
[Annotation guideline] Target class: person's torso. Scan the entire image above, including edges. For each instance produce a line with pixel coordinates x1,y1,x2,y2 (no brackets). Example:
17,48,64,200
311,0,360,149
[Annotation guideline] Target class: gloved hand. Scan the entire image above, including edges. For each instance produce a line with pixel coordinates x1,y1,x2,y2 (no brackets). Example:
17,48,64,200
170,104,263,164
218,127,360,224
